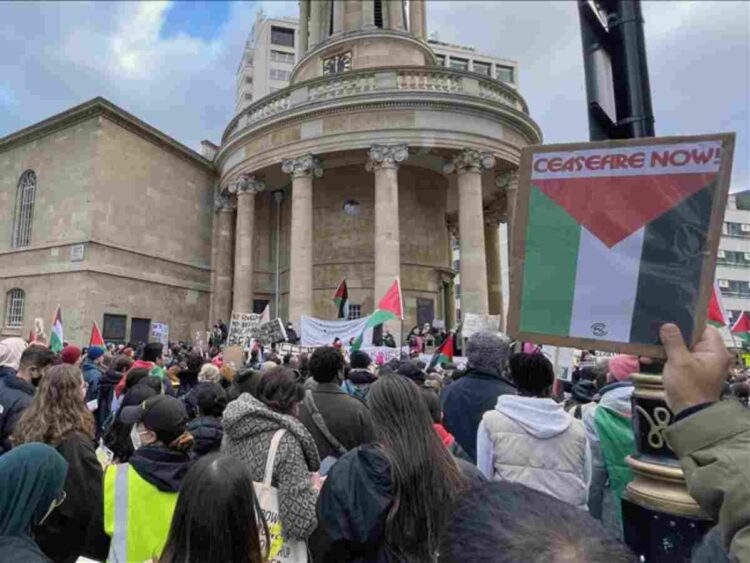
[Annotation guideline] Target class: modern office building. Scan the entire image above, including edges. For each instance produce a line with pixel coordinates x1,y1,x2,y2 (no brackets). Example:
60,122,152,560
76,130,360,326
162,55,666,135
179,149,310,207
428,38,518,88
235,11,300,113
716,190,750,326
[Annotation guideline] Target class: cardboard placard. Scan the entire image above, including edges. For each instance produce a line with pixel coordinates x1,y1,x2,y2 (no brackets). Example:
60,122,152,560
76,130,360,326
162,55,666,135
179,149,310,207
226,312,263,348
507,133,735,358
223,345,244,369
461,313,502,339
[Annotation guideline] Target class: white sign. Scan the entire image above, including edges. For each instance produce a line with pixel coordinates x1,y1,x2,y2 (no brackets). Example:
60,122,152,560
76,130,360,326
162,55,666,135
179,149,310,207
300,315,373,347
461,313,502,339
227,312,263,348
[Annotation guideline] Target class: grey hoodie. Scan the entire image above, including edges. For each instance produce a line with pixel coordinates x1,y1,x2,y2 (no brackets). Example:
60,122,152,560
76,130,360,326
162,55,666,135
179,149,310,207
222,393,320,540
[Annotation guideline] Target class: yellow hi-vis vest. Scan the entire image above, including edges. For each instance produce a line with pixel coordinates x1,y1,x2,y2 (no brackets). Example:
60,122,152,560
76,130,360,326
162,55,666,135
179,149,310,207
103,463,178,563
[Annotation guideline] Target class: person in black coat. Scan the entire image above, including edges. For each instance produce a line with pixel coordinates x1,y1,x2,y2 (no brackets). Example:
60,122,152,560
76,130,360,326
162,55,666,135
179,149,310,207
297,347,374,462
103,384,157,463
440,332,516,462
186,383,226,459
0,346,56,454
96,355,134,435
12,365,110,562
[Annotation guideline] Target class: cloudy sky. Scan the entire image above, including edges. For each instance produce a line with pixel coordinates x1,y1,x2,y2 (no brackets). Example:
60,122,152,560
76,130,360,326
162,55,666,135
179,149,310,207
1,1,747,190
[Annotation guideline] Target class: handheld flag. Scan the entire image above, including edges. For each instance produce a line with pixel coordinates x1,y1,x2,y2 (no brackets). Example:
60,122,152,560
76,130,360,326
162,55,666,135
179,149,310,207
50,306,64,353
351,279,403,351
707,280,729,327
428,332,455,370
333,280,349,319
261,303,271,323
90,321,105,348
731,311,750,343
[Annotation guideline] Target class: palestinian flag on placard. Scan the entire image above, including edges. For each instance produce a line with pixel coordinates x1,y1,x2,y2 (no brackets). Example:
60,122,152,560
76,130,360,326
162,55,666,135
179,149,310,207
351,279,403,351
333,280,349,319
90,321,105,348
428,332,454,370
518,139,723,347
707,280,729,327
50,306,64,353
731,311,750,343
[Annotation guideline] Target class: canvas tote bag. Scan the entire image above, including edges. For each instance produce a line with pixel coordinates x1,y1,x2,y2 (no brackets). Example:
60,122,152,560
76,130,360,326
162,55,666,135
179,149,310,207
254,429,308,563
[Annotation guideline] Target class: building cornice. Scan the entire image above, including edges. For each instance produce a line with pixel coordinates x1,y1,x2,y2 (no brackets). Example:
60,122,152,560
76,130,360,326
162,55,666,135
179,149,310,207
0,97,214,172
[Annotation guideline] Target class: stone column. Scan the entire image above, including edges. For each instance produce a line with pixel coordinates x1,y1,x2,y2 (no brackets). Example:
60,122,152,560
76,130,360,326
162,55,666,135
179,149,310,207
496,169,519,250
309,0,322,47
229,174,264,314
282,154,322,327
299,0,309,54
484,210,504,327
332,0,345,34
367,144,408,339
386,0,404,30
213,192,236,325
361,0,375,27
444,149,495,316
409,0,425,38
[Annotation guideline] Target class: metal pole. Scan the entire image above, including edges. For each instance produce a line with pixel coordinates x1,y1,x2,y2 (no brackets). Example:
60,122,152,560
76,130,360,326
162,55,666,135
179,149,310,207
272,190,285,319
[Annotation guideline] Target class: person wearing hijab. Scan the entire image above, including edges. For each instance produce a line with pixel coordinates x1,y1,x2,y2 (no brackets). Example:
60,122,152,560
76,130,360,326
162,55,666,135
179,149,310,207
0,443,68,562
0,337,28,379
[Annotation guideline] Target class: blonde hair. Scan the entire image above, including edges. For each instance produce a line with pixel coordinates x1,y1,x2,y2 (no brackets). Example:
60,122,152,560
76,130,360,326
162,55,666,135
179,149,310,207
13,364,94,446
219,364,235,383
198,363,221,383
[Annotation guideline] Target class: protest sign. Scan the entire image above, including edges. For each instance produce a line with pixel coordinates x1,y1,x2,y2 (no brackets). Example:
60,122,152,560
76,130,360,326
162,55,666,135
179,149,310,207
226,312,263,348
150,323,169,348
278,343,317,356
461,313,502,339
257,319,287,345
508,133,735,358
300,315,372,346
223,345,244,369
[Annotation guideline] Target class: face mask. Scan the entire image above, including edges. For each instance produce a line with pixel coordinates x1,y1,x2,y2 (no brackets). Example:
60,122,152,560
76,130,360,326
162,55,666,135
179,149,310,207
130,426,143,451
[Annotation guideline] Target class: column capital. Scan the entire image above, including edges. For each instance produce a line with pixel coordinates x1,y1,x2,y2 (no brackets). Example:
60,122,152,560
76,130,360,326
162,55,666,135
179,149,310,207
483,206,504,227
443,148,496,175
228,173,265,195
366,144,409,172
495,168,520,190
214,192,236,213
282,154,323,179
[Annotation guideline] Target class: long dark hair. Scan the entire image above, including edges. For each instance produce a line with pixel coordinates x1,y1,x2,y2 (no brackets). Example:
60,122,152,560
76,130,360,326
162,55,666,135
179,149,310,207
367,375,467,560
160,454,269,563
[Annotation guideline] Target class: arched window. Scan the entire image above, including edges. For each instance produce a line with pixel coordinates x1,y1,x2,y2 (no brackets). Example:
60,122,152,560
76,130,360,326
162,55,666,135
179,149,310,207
4,288,25,328
12,170,37,248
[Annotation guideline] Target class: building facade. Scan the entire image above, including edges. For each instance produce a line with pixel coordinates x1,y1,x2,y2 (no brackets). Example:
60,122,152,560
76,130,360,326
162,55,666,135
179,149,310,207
0,100,215,345
214,0,540,340
235,11,300,113
428,38,518,88
716,190,750,324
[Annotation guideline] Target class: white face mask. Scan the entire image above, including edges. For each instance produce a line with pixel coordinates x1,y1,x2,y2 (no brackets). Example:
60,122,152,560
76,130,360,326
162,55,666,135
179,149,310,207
130,425,143,451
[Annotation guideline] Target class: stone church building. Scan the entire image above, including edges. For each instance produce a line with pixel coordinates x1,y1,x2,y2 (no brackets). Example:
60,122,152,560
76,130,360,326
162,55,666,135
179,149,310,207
0,0,541,345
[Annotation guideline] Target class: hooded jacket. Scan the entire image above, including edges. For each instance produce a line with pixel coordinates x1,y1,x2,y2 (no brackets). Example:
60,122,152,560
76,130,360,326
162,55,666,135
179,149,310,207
477,395,590,509
221,393,320,541
128,445,192,493
341,369,377,401
96,369,122,433
441,367,517,462
80,359,103,404
187,416,223,459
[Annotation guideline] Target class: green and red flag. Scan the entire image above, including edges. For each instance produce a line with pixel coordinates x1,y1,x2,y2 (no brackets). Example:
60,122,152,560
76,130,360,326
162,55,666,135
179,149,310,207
707,280,729,327
351,279,403,351
511,135,732,354
90,321,105,348
333,279,349,319
50,305,64,353
731,311,750,343
428,332,455,370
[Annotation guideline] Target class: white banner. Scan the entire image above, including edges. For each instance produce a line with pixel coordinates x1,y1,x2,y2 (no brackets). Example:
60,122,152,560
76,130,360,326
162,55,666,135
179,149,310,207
300,315,373,347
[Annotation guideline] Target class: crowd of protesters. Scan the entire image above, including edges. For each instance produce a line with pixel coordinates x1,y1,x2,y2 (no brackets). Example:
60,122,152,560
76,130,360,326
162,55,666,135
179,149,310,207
0,320,748,562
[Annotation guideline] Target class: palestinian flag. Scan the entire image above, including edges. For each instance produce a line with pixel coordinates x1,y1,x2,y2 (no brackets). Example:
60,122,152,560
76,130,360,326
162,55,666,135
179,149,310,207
90,321,105,348
50,305,64,353
707,280,729,327
351,279,403,351
333,280,349,319
517,139,724,348
428,332,454,370
731,311,750,343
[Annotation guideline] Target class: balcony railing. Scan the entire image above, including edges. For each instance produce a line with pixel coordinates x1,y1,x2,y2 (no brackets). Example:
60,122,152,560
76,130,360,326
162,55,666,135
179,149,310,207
222,66,532,143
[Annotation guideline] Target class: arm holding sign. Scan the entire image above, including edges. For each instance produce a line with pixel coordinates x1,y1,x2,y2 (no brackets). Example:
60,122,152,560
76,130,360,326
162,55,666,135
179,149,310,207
661,324,750,560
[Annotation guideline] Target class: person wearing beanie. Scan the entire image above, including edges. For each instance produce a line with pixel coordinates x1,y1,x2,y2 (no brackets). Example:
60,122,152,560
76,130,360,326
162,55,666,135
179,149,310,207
341,350,377,401
582,354,639,538
440,331,516,463
397,361,426,386
81,347,106,404
0,337,28,379
60,345,82,366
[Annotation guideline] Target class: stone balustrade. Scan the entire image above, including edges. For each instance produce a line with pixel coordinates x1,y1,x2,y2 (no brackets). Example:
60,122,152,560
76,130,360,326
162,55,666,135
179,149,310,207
222,66,532,143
